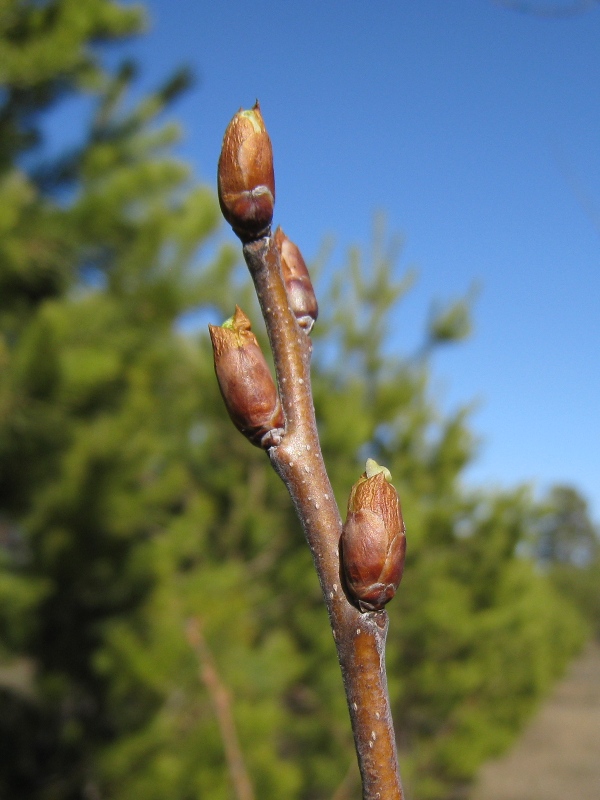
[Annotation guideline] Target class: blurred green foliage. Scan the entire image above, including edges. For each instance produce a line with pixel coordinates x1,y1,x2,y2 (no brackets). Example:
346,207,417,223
0,2,595,799
530,486,600,642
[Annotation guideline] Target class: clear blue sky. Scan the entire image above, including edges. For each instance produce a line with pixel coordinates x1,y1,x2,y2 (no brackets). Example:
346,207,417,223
52,0,600,519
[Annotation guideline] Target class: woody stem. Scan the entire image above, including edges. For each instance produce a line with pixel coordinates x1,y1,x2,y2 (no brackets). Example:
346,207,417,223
243,235,404,800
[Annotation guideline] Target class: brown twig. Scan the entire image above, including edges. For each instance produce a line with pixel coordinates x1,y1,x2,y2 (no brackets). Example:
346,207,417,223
185,617,255,800
214,102,403,799
243,237,404,800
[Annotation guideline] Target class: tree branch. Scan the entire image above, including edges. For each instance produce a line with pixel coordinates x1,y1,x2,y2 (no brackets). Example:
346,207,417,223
213,102,404,799
243,237,404,800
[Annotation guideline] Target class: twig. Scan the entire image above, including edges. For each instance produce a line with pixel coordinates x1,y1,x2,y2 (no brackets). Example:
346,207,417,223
214,103,404,799
244,237,403,800
185,617,255,800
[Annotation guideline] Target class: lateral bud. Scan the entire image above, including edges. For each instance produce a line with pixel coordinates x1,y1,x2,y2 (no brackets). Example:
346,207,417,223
218,101,275,242
341,458,406,612
208,306,284,448
274,226,319,333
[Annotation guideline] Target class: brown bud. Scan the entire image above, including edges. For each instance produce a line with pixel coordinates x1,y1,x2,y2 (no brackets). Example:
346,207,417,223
341,459,406,612
208,306,284,448
274,227,319,332
218,102,275,242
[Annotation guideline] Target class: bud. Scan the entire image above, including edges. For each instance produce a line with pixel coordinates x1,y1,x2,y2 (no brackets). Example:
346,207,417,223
274,227,318,332
341,459,406,612
208,306,284,448
218,101,275,241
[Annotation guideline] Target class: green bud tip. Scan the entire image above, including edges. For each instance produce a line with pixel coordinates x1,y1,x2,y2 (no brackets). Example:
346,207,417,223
221,314,236,330
365,458,392,483
240,107,263,133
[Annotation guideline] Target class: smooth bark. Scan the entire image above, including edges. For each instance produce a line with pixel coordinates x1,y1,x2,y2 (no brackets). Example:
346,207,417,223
243,236,403,800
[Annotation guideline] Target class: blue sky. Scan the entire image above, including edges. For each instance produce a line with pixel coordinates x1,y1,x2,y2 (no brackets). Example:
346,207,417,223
51,0,600,519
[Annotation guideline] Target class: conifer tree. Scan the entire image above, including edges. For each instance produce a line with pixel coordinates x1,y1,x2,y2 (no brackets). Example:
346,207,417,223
534,486,600,640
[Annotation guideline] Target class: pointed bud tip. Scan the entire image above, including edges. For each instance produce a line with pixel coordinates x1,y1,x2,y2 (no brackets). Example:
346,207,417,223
365,458,392,482
221,314,236,330
221,305,251,332
240,101,263,132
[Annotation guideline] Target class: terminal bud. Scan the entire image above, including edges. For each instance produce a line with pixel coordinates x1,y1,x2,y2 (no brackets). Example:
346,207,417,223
209,306,283,448
341,459,406,612
274,226,318,332
218,102,275,241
